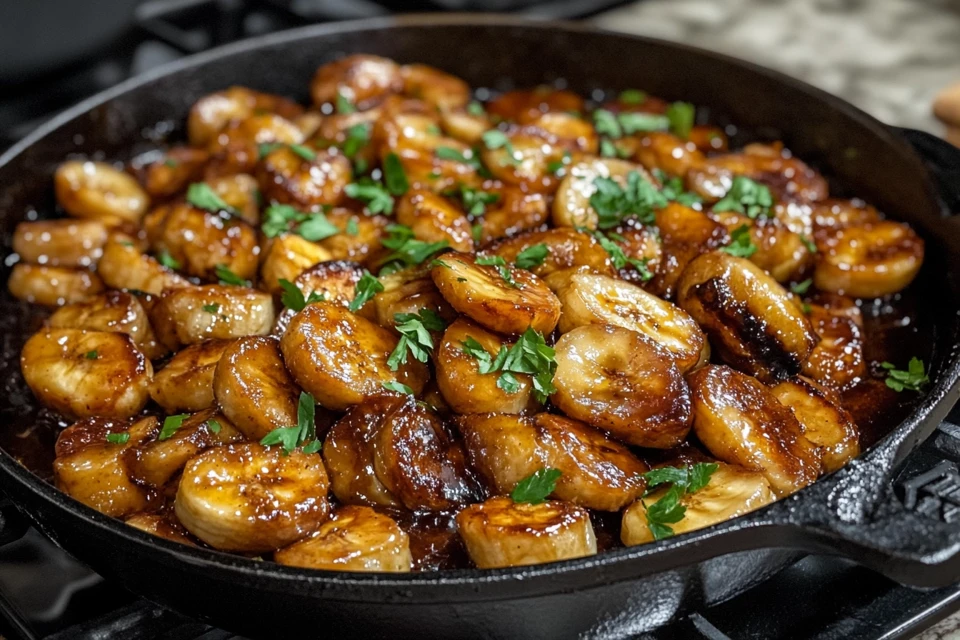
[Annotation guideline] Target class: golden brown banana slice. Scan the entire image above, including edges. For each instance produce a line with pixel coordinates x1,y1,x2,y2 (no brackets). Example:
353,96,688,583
151,285,275,350
13,219,108,268
606,222,663,285
275,505,412,572
21,329,152,419
552,158,649,230
552,324,692,448
648,203,729,299
187,86,303,147
125,512,196,546
487,88,585,125
801,293,866,391
621,462,775,545
96,238,191,295
206,114,303,175
272,260,371,334
440,107,490,145
456,496,597,569
310,54,403,109
280,302,428,411
205,173,261,225
770,377,859,473
479,126,567,190
53,417,160,517
814,221,923,298
431,252,561,335
399,63,470,111
552,271,706,372
457,414,544,496
634,132,707,181
474,188,549,245
396,189,473,252
811,198,880,233
8,264,105,306
676,251,818,383
136,146,210,199
435,318,539,415
213,336,301,441
257,146,352,208
372,265,456,331
688,365,821,496
54,161,150,225
48,290,163,359
747,218,814,283
317,208,388,264
126,409,244,487
487,228,614,278
259,234,332,295
149,339,233,413
175,442,330,553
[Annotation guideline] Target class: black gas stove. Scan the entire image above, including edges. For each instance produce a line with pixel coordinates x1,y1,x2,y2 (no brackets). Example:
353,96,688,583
3,1,960,639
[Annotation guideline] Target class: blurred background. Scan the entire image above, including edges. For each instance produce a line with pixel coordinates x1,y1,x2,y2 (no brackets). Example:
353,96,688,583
1,0,959,151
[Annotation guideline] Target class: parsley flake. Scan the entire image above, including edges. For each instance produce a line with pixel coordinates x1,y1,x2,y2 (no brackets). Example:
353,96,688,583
157,250,181,270
666,101,696,139
105,432,130,445
461,328,557,403
642,462,719,540
881,358,929,392
712,176,773,219
475,255,519,288
342,123,370,159
590,231,653,280
382,381,414,395
619,89,647,105
387,309,448,371
344,178,394,214
467,101,485,116
202,303,220,314
790,279,813,295
349,271,384,313
511,468,562,504
800,235,817,253
261,391,320,455
653,168,703,206
514,244,550,270
278,278,324,311
383,152,409,196
158,414,190,441
446,184,499,216
206,419,222,434
336,92,357,114
590,171,668,228
482,129,520,165
215,264,251,287
721,225,758,258
380,224,449,271
618,112,671,135
186,183,236,215
289,144,317,162
84,350,98,360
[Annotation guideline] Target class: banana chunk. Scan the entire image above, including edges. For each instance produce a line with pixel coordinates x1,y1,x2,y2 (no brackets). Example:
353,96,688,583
21,328,152,419
431,252,561,335
97,238,191,295
552,158,649,230
814,221,923,298
151,285,275,350
13,219,108,268
487,228,614,278
801,293,866,391
688,365,821,496
456,496,597,569
372,265,455,331
676,250,817,383
621,463,775,546
457,414,543,496
125,512,196,546
552,324,692,448
552,271,706,372
275,505,412,572
213,336,301,440
54,160,149,225
149,339,233,413
280,302,428,411
8,264,104,306
311,54,402,109
770,377,859,473
175,442,330,553
53,417,159,517
396,189,474,253
48,290,163,359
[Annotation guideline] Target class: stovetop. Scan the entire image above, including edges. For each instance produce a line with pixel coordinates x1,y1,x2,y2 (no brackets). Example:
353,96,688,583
2,1,960,638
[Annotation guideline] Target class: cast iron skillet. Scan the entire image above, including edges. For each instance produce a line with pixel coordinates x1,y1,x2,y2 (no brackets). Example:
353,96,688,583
3,15,960,640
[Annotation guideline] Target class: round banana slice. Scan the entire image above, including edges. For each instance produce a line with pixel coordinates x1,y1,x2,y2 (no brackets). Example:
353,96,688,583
474,188,549,245
552,158,649,230
770,377,859,473
431,252,561,336
8,264,104,306
456,496,597,569
487,227,615,278
151,285,275,350
688,365,821,497
97,238,191,295
396,189,473,253
552,271,706,372
456,413,544,496
21,328,152,419
435,318,539,415
53,416,160,517
676,250,817,384
317,208,388,264
213,336,301,441
281,303,428,411
621,462,775,546
54,160,149,225
125,513,196,546
310,54,402,108
257,147,352,209
801,294,866,391
187,86,303,147
48,290,163,359
272,260,372,335
275,505,412,572
137,147,209,200
372,265,455,331
552,324,692,449
149,339,233,413
13,219,108,268
175,442,330,553
399,63,470,111
814,221,923,298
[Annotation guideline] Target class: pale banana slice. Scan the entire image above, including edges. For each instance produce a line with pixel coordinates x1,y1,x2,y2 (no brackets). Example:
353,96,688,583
431,252,561,335
54,160,149,225
21,328,152,419
175,442,330,553
621,462,775,546
48,290,163,359
552,324,692,448
275,505,412,572
97,238,191,295
688,365,822,497
552,271,706,372
814,221,923,298
456,496,597,569
13,219,108,268
151,285,275,350
149,339,233,413
8,264,104,306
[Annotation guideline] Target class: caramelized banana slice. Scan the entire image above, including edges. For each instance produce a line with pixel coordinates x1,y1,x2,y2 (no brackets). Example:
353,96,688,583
552,324,692,448
257,147,351,208
487,88,585,125
137,147,209,199
126,409,244,487
280,302,428,411
125,512,197,546
688,365,821,496
487,228,614,278
151,285,275,350
188,86,303,147
801,293,866,391
8,264,104,306
457,414,544,495
435,318,539,414
431,253,561,335
770,377,859,473
475,188,549,245
372,265,456,331
311,54,402,109
213,336,301,441
814,221,923,298
399,64,470,111
456,496,597,569
259,234,332,295
621,462,775,545
21,329,152,419
206,173,261,225
273,260,371,334
275,505,412,572
552,158,648,230
206,114,303,175
53,417,160,517
150,339,233,413
48,291,163,359
13,219,108,268
97,238,191,295
676,251,817,383
552,271,706,372
317,208,388,264
55,161,150,225
396,190,473,252
175,442,330,553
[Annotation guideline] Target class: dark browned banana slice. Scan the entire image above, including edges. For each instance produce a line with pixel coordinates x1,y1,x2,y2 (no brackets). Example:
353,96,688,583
150,339,234,413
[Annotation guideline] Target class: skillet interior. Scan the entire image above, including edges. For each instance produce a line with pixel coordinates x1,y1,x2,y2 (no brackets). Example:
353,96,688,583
1,15,960,639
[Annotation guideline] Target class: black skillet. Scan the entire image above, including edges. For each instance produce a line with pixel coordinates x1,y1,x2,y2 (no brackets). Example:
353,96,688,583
2,15,960,640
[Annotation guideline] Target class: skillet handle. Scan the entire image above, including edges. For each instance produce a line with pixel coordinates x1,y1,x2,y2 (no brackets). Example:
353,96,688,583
895,127,960,213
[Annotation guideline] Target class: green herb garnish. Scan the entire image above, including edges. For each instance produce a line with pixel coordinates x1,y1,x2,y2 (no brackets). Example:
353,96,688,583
206,419,222,434
467,101,485,116
511,468,562,504
475,255,519,288
349,270,384,313
590,171,668,228
215,264,251,287
260,391,320,454
790,279,813,295
202,303,220,314
344,178,394,215
157,250,181,270
387,309,448,371
461,328,557,403
514,244,549,270
186,182,236,215
720,225,757,258
619,89,647,105
382,381,414,395
380,224,449,271
85,350,98,360
881,358,929,392
336,92,356,114
712,176,773,219
383,152,409,196
278,278,324,312
158,414,190,441
105,432,129,445
642,462,719,540
666,101,695,139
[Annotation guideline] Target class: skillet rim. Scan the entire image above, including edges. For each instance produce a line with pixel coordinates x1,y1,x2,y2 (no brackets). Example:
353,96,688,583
0,13,958,598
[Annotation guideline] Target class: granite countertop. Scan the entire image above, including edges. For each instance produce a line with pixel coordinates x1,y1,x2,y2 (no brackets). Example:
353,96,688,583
590,1,960,637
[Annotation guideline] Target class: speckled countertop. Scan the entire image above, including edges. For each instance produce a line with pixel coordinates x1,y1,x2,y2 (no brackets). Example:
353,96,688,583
590,1,960,637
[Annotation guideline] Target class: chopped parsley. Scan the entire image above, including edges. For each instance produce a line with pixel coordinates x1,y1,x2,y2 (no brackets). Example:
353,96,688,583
790,279,813,295
590,171,668,228
380,224,449,271
547,151,572,175
349,270,383,313
590,231,653,281
619,89,647,105
471,223,483,244
482,129,520,165
163,158,179,168
383,152,409,196
387,309,448,371
514,244,550,270
215,264,251,287
342,123,370,159
467,101,485,116
435,146,487,174
800,234,817,253
475,255,519,288
206,419,222,434
278,278,324,311
642,462,719,540
445,184,499,216
461,327,557,403
666,101,695,139
84,350,98,360
202,303,220,314
158,414,190,441
881,358,929,392
720,225,757,258
511,468,562,504
260,391,320,454
288,144,317,161
652,168,703,207
619,112,671,135
712,176,773,219
105,432,130,445
262,203,339,241
157,250,181,270
344,178,394,215
382,381,414,395
336,92,356,114
345,217,359,236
